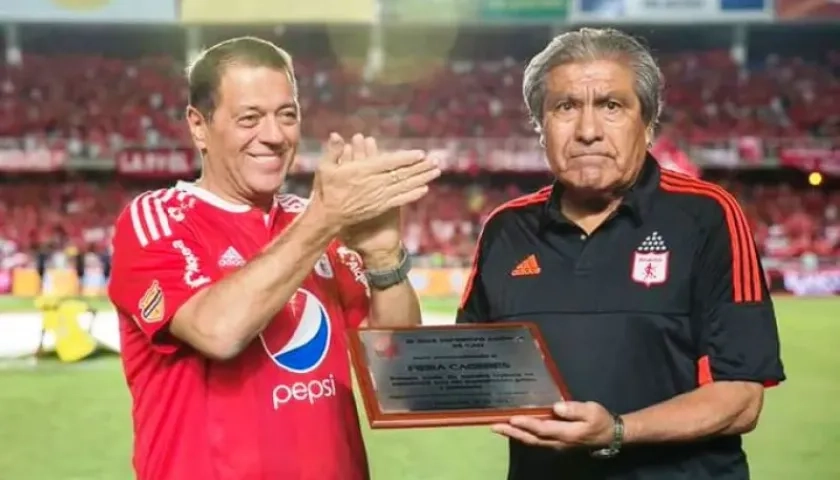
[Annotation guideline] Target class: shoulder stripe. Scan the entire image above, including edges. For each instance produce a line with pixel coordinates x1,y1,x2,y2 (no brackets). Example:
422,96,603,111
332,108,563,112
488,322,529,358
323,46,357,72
152,189,174,238
660,171,762,303
459,187,552,309
129,195,149,247
128,189,178,248
159,188,177,203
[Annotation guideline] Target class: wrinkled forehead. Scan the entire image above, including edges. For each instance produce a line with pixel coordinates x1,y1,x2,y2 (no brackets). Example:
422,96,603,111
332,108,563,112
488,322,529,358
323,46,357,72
544,59,637,99
216,64,298,112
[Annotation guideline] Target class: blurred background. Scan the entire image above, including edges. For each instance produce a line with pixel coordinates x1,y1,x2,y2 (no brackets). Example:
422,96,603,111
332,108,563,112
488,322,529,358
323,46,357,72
0,1,838,479
1,0,840,298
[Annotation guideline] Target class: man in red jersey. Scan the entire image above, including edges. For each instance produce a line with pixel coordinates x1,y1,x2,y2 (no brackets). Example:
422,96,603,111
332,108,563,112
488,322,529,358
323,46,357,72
107,36,441,480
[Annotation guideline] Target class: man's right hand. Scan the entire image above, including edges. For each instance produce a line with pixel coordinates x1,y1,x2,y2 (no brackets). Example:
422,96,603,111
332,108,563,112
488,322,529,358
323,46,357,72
308,132,441,228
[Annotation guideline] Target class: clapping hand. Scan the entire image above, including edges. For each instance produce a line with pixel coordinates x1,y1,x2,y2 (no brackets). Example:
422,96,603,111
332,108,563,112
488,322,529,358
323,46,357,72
310,133,441,263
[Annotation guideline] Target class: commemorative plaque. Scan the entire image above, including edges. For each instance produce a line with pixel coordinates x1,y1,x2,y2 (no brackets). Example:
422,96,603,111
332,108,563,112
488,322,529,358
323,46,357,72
347,322,571,429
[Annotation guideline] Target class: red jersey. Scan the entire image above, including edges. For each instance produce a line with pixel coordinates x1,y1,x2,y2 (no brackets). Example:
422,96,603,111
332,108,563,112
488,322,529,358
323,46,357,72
107,182,371,480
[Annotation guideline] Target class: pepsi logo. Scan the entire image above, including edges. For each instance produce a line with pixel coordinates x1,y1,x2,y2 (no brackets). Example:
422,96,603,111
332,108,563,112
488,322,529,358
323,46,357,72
260,289,331,374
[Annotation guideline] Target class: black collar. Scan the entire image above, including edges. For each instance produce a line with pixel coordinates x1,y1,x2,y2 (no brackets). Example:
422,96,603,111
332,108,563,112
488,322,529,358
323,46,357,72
539,153,661,230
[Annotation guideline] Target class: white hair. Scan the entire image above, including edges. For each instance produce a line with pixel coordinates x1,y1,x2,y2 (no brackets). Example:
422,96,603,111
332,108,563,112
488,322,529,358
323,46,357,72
522,27,665,136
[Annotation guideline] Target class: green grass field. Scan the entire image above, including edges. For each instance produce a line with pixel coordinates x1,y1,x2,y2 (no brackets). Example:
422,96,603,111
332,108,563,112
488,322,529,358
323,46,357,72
1,296,839,479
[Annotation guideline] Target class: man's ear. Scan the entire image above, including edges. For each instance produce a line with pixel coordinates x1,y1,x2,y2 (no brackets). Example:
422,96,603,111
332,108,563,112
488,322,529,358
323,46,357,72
186,106,209,151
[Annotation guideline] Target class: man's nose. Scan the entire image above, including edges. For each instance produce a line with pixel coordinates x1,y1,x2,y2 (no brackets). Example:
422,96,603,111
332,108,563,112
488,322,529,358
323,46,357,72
258,116,286,145
574,105,604,145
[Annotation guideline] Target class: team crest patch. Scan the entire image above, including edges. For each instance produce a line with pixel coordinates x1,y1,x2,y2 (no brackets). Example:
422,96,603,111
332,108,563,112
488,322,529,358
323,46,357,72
631,231,669,287
314,254,334,279
138,280,165,323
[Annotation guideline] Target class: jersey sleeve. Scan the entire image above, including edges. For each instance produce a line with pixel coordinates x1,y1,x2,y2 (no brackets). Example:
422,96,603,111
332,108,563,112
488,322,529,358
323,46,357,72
331,244,371,329
456,224,492,324
107,199,219,354
692,201,785,388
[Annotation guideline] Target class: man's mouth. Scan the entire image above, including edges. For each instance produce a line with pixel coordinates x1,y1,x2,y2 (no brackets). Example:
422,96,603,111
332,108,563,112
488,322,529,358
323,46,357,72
570,154,611,167
248,152,287,165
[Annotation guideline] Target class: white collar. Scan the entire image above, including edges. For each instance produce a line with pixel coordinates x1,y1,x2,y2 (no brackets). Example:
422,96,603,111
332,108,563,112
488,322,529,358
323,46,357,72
175,181,252,213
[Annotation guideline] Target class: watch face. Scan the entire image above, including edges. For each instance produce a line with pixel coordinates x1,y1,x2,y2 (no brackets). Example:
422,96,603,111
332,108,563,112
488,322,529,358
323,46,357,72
591,448,618,459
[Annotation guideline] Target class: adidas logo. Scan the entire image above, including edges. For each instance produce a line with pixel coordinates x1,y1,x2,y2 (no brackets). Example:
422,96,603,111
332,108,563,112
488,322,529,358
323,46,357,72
637,231,668,253
511,254,541,277
218,246,246,268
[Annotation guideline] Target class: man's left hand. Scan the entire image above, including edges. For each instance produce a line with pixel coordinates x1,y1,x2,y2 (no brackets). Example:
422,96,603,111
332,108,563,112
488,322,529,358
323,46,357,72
339,134,404,267
491,401,615,450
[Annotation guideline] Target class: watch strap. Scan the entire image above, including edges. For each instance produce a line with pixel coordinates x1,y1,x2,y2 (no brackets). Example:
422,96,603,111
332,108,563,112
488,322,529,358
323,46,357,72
363,246,412,290
590,412,624,459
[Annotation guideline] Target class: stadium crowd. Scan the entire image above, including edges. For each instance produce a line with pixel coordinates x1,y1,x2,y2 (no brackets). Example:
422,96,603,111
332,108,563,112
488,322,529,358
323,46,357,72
1,47,839,152
1,174,839,273
0,31,838,276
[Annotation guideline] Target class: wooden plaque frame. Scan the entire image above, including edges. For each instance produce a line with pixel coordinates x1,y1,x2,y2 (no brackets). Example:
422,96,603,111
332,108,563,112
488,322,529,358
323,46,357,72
347,322,572,429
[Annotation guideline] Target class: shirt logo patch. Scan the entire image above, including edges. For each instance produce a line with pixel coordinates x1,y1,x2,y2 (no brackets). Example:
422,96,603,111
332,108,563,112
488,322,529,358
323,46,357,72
172,240,212,289
138,280,164,323
511,254,541,277
167,196,196,223
218,246,246,268
631,231,669,287
260,288,331,374
336,246,370,296
314,254,334,279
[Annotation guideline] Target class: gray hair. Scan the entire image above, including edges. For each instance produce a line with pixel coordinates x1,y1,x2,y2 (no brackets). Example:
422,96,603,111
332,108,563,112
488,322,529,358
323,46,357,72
522,27,664,136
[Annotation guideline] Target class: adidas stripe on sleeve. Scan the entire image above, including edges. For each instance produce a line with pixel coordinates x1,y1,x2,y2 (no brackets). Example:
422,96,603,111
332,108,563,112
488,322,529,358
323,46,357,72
661,171,785,388
108,189,219,354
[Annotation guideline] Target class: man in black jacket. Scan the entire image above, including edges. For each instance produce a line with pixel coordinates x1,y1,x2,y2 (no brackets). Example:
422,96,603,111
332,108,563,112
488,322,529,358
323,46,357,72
457,27,785,480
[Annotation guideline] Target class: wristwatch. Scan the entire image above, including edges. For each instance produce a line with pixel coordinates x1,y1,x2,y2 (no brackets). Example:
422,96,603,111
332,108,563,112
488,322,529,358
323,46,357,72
590,412,624,459
364,245,412,290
